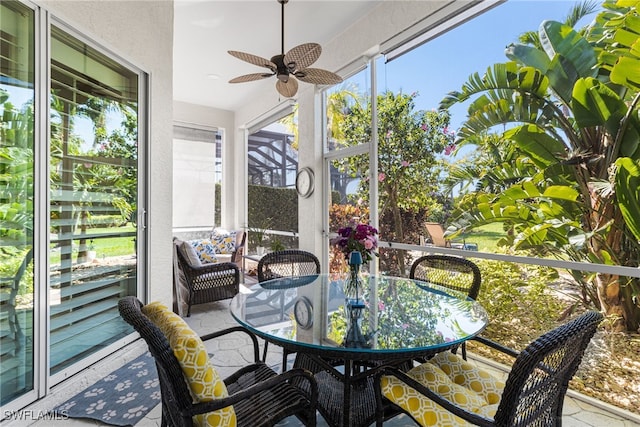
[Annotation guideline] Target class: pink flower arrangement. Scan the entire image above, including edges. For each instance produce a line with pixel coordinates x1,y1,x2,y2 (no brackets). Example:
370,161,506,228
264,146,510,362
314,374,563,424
331,221,378,263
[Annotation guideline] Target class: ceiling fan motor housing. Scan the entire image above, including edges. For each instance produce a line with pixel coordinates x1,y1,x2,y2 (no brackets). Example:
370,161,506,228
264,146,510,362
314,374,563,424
271,54,290,82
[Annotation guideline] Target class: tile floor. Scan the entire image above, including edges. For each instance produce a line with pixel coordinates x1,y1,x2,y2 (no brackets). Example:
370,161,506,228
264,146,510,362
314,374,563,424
7,299,640,427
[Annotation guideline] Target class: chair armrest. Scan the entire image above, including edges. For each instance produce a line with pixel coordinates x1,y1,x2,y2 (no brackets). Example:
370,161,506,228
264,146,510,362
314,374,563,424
200,326,260,363
186,261,239,276
376,365,494,427
230,245,244,264
472,335,520,359
183,367,318,417
230,231,246,264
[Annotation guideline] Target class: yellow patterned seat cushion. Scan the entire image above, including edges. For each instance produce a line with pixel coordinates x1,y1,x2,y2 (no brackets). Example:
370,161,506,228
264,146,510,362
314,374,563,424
380,352,504,427
142,302,237,427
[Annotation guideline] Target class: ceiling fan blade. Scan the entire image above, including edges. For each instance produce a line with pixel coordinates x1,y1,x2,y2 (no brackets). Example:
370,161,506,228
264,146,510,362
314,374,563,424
228,51,276,71
295,68,343,85
276,77,298,98
284,43,321,71
229,73,274,83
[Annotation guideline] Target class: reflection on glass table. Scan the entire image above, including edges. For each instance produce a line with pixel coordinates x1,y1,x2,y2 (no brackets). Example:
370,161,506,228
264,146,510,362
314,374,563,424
229,274,488,427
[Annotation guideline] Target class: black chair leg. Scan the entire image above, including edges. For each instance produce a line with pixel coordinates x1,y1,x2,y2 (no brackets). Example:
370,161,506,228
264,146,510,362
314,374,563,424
282,349,291,372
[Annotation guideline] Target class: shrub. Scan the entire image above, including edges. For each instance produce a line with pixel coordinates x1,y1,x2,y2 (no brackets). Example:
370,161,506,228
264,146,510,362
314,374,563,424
473,251,564,350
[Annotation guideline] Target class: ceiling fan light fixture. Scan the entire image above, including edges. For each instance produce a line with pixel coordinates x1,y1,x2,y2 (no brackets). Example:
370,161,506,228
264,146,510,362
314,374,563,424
276,78,298,98
227,0,343,98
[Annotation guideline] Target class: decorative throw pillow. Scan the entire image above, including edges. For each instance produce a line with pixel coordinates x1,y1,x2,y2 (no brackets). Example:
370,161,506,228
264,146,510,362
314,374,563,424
189,239,219,264
142,302,237,427
180,241,203,267
209,228,237,254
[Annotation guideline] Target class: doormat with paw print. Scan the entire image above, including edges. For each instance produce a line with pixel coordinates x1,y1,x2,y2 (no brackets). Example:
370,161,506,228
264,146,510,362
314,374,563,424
51,352,160,426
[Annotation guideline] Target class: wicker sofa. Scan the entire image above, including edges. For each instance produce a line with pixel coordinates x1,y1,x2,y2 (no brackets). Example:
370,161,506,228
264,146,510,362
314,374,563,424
172,235,242,317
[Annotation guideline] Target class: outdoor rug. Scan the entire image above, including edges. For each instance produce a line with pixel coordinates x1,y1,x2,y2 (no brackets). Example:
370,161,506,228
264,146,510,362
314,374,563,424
51,352,160,426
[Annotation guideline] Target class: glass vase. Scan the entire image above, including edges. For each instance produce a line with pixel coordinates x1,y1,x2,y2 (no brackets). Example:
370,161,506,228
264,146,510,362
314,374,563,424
344,301,368,348
344,262,364,304
343,261,370,348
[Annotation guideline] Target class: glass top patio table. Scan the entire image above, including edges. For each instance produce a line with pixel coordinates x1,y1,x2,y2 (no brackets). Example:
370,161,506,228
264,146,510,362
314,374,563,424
229,274,488,427
229,273,488,361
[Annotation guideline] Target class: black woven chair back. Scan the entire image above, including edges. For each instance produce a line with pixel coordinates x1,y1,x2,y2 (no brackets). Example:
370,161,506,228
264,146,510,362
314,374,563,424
118,296,197,427
409,255,481,300
494,310,603,426
258,250,321,283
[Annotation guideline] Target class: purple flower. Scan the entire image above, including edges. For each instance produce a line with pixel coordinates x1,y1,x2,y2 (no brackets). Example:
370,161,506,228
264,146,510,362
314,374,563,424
332,221,378,263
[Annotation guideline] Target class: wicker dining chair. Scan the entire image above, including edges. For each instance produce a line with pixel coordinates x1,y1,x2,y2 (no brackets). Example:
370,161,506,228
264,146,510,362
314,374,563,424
410,254,481,359
257,249,321,282
258,249,321,369
118,296,318,427
376,310,603,427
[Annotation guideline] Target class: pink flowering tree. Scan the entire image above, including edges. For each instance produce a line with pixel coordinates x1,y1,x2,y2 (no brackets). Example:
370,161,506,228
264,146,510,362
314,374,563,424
332,90,456,273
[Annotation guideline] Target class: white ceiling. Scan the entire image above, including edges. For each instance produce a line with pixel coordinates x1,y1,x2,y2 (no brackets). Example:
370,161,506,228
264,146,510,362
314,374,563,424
173,0,381,112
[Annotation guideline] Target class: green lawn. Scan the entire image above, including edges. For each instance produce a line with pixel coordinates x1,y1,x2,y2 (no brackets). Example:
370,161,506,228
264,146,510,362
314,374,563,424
87,225,137,257
49,224,136,264
458,223,505,252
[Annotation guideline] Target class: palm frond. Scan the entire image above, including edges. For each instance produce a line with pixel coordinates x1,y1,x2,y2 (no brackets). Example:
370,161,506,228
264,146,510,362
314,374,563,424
564,0,600,28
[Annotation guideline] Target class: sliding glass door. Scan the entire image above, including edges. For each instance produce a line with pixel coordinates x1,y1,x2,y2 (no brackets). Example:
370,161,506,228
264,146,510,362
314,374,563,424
49,25,140,374
0,0,36,406
1,2,147,409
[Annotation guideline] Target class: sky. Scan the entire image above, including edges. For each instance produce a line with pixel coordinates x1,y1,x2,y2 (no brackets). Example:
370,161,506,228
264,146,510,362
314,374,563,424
5,1,599,155
346,0,602,193
379,0,599,133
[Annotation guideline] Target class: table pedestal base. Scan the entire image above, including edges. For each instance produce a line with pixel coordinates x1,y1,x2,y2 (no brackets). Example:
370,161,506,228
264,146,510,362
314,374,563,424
294,353,407,427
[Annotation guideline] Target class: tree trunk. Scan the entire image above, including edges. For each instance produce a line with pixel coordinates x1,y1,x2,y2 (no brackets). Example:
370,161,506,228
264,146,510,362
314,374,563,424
389,187,406,276
590,189,639,331
77,209,89,263
595,273,626,331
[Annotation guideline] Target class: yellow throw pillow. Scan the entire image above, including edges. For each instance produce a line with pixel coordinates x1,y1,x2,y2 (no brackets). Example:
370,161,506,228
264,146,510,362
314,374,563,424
142,302,236,427
209,228,237,254
188,239,219,264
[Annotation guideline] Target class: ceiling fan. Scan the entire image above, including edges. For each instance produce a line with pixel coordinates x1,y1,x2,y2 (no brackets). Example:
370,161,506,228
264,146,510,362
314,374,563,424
228,0,343,98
